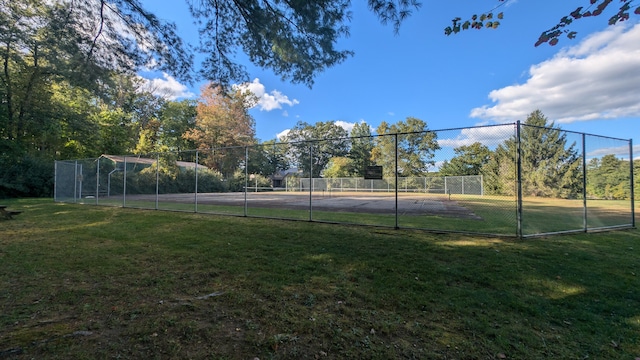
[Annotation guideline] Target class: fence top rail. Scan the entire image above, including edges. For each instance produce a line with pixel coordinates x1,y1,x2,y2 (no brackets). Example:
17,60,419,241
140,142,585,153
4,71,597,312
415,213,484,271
521,123,631,142
55,123,630,163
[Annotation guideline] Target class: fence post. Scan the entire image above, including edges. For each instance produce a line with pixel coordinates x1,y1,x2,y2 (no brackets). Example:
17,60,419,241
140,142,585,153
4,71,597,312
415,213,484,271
630,138,635,228
244,146,249,217
73,160,78,203
582,133,587,232
123,156,127,208
96,158,100,205
54,161,58,202
516,121,523,238
195,151,199,213
395,133,399,229
309,143,313,221
155,153,159,210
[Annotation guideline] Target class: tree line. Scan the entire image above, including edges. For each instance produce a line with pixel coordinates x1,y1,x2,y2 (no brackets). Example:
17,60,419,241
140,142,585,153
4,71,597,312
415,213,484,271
2,0,637,198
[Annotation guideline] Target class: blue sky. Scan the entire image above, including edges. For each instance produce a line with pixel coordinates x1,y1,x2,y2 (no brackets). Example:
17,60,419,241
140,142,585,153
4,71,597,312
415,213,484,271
140,0,640,158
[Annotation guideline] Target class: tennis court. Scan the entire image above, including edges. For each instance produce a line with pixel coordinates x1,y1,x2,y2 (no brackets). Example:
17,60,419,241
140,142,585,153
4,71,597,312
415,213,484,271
121,191,483,219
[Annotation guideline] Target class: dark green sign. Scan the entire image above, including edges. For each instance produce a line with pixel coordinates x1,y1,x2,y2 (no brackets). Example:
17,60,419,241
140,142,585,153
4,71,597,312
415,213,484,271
364,166,383,180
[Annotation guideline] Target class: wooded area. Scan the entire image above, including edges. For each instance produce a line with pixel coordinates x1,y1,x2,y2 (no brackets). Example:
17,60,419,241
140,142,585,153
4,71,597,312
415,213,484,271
1,0,637,198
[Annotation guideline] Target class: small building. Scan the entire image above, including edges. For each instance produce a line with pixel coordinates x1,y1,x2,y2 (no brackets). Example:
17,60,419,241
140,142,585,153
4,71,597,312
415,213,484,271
271,168,300,188
100,154,200,171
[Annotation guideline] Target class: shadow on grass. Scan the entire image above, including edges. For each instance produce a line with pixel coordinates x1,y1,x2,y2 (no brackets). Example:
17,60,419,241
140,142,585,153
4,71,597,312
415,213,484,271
1,199,639,359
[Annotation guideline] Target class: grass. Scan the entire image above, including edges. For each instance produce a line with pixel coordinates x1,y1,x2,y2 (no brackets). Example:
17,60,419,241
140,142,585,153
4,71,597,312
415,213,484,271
1,198,639,359
83,193,635,237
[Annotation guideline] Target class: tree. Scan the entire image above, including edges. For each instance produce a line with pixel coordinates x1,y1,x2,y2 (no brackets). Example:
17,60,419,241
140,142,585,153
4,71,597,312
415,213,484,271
95,107,137,155
183,85,256,176
247,139,290,176
348,121,375,176
157,100,197,154
371,117,440,178
285,121,349,177
323,157,356,178
586,154,633,200
0,1,191,197
8,0,635,93
439,142,491,177
482,110,582,198
446,0,640,47
50,83,102,159
79,0,639,87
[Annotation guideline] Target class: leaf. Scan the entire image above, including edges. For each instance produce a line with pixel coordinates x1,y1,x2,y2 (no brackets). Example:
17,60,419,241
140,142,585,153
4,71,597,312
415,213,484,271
567,31,577,39
462,21,470,30
497,12,504,19
549,38,559,46
492,21,500,29
636,6,640,15
570,7,583,19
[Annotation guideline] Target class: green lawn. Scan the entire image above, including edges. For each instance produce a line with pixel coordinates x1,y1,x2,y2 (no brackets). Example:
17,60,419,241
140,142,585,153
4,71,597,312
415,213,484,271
1,198,639,359
78,193,635,237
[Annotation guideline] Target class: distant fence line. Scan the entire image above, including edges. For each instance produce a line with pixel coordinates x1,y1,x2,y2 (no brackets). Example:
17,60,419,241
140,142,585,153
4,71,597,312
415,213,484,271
291,176,483,195
54,122,635,238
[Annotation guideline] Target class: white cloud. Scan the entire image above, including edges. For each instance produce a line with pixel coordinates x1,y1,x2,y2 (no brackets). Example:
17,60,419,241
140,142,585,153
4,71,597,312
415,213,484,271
470,23,640,123
275,120,368,142
277,129,290,141
237,78,299,111
432,160,445,172
438,124,515,148
587,144,640,159
141,73,194,100
335,120,356,134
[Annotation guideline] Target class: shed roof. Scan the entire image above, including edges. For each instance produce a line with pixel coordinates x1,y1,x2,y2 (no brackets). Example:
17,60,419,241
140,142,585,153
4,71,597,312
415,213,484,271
100,154,199,169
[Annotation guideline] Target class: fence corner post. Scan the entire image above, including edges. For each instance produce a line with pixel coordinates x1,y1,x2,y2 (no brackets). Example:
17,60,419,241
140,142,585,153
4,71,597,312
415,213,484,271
516,121,523,238
630,138,635,228
582,133,587,232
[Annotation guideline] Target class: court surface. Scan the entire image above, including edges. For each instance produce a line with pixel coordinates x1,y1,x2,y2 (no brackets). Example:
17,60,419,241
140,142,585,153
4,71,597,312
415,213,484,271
123,191,483,219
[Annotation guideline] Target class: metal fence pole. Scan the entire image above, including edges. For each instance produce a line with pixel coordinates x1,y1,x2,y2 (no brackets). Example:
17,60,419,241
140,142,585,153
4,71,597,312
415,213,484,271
395,133,399,229
244,146,248,217
123,157,127,208
516,121,523,238
79,163,83,201
309,144,313,221
195,151,199,213
96,158,100,205
155,154,159,210
582,133,587,232
54,161,58,202
73,160,78,203
630,138,635,228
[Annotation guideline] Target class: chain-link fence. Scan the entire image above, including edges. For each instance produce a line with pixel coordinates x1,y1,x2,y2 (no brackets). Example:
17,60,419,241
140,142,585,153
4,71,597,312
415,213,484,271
54,122,635,237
